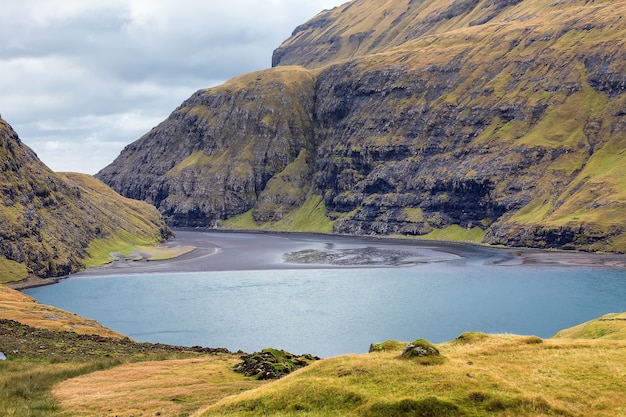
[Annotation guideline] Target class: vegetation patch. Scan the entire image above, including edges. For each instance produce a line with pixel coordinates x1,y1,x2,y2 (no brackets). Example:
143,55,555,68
453,332,491,345
220,209,261,230
417,225,486,244
83,235,141,267
366,397,466,417
272,194,334,233
234,348,320,380
0,319,228,363
0,358,117,417
222,195,334,233
553,312,626,340
400,339,445,365
133,245,196,261
0,257,29,284
369,340,406,353
166,150,213,175
0,319,241,417
53,357,263,417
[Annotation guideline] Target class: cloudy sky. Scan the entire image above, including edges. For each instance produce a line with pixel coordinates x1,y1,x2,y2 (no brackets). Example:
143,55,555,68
0,1,347,174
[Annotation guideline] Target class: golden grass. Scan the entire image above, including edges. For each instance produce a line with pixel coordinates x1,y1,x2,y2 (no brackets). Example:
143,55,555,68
0,284,124,338
53,356,264,417
554,312,626,340
196,334,626,417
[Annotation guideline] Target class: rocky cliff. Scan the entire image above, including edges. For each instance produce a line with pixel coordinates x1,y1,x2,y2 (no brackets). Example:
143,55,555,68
0,117,172,284
97,0,626,252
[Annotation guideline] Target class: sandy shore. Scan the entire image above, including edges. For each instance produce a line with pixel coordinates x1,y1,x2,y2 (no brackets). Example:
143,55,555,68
73,230,626,278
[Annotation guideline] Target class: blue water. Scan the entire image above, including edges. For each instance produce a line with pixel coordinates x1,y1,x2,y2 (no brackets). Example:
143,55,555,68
24,256,626,358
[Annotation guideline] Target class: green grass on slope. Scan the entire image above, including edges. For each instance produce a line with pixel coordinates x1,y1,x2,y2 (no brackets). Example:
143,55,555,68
61,173,170,269
413,225,487,244
198,332,626,417
270,195,334,233
222,195,334,234
82,233,158,268
0,257,29,284
553,312,626,340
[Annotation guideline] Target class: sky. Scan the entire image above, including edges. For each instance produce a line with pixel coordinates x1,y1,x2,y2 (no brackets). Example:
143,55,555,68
0,0,347,174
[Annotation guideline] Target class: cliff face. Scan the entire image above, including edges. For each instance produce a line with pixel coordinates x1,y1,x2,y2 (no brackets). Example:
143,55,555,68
97,0,626,252
0,117,171,282
98,67,317,227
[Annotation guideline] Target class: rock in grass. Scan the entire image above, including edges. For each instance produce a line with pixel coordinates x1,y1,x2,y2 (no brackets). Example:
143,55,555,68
234,348,320,380
401,339,445,365
369,340,406,353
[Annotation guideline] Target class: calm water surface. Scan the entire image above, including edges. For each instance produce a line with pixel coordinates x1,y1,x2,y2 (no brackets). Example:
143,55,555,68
25,240,626,358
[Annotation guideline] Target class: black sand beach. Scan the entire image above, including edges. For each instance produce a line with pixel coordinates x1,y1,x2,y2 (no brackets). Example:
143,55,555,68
75,230,626,278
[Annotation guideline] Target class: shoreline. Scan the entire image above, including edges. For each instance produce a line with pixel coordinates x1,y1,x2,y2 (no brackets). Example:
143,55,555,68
8,229,626,290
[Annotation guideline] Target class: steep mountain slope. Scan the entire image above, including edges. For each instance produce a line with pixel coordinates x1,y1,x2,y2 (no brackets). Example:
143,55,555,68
97,0,626,252
0,117,172,284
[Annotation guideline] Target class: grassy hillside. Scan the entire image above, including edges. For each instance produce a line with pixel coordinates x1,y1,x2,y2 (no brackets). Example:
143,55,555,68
197,334,626,417
0,116,172,285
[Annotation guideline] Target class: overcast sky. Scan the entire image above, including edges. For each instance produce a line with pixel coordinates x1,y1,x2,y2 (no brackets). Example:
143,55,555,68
0,1,347,174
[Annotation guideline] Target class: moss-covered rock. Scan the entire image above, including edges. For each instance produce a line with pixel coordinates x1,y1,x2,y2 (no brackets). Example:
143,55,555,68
233,348,319,380
369,340,406,353
401,339,445,365
453,332,490,345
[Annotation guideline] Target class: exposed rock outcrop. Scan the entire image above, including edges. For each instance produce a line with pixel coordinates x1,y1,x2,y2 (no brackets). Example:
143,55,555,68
97,0,626,252
234,348,319,380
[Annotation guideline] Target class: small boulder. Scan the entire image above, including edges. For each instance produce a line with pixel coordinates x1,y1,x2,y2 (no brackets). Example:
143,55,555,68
401,339,444,365
369,340,406,353
234,348,320,380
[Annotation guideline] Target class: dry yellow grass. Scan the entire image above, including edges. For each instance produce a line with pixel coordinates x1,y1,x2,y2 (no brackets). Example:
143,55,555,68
194,334,626,416
53,356,264,417
0,284,124,338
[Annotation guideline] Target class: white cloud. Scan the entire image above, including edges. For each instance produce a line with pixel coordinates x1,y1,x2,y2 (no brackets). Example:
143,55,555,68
0,0,348,174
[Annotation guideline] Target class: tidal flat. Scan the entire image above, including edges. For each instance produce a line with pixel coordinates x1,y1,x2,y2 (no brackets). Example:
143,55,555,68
76,229,626,278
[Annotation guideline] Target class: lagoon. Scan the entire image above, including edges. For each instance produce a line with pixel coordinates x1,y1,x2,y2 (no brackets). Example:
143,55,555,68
24,231,626,358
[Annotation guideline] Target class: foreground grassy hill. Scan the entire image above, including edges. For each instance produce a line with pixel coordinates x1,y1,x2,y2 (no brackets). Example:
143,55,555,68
196,332,626,417
0,116,172,286
1,284,625,416
97,0,626,252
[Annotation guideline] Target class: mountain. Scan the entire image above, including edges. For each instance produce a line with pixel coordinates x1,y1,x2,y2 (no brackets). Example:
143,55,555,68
0,117,172,284
96,0,626,252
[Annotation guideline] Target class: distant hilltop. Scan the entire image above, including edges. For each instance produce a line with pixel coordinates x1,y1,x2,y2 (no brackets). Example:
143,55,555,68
97,0,626,253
